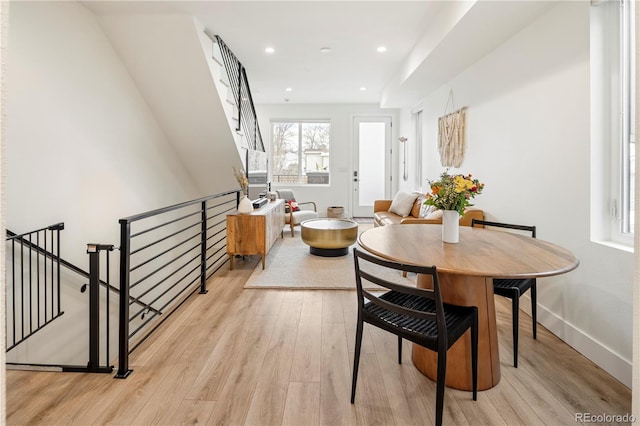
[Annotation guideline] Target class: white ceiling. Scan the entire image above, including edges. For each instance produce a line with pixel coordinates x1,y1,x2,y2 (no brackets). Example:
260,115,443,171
84,1,556,106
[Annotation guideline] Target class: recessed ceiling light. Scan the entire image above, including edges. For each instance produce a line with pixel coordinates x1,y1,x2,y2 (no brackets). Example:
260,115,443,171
285,87,293,92
360,87,367,91
265,47,275,54
376,46,387,53
320,47,332,53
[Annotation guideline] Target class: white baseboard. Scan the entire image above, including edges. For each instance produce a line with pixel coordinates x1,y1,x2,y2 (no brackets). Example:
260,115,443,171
520,294,631,388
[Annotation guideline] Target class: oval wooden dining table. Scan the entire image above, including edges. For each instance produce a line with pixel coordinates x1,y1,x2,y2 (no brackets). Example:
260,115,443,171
358,224,579,391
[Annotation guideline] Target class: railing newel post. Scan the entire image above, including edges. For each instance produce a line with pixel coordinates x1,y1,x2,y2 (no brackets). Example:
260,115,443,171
56,226,61,316
106,249,111,370
115,221,133,379
199,201,208,294
87,243,115,374
28,233,33,335
87,244,100,373
11,239,15,348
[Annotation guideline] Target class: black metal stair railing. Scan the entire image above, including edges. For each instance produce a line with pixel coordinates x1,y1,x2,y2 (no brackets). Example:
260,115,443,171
6,224,114,373
6,228,160,331
6,223,64,352
115,190,237,378
7,190,238,377
213,34,265,153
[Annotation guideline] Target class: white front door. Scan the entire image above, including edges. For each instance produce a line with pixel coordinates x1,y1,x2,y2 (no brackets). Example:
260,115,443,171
352,117,391,217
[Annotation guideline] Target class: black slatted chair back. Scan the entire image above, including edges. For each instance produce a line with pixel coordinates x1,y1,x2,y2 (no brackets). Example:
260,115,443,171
470,219,536,237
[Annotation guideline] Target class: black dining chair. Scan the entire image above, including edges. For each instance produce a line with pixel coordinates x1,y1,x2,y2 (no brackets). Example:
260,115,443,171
471,219,537,368
351,247,478,426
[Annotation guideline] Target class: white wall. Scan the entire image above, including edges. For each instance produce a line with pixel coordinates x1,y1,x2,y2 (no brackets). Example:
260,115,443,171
255,103,399,218
399,1,632,386
5,2,202,364
7,1,201,266
95,13,245,196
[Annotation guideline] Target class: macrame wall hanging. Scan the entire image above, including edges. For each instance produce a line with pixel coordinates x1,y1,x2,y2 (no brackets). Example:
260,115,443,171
438,90,467,168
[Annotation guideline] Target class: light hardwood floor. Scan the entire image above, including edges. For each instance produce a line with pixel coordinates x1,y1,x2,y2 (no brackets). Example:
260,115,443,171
6,256,632,425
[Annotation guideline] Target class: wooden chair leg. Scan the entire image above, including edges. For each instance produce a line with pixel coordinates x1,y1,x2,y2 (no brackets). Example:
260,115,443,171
289,211,295,237
397,336,402,364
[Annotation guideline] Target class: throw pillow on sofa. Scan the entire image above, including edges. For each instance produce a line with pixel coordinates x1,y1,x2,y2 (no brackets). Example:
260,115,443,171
388,192,419,217
410,192,427,217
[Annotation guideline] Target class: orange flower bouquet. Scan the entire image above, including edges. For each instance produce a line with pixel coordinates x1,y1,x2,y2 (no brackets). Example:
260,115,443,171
424,170,484,216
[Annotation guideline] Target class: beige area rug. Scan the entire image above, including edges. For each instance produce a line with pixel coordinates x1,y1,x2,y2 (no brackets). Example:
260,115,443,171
244,223,415,290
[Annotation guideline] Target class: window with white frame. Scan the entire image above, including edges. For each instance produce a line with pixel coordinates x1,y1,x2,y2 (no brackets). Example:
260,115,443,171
596,0,636,245
271,120,331,185
619,0,635,236
607,0,637,242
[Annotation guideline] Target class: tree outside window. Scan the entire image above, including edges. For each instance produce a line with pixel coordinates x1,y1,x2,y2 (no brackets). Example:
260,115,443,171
271,121,330,184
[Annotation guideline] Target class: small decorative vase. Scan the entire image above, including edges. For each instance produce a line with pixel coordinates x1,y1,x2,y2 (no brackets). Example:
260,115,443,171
238,195,253,214
442,210,460,243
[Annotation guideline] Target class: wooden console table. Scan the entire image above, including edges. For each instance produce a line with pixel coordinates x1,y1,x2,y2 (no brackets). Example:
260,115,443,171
226,199,285,270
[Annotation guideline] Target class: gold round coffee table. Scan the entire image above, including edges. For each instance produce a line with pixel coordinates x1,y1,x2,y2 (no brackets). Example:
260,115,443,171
300,218,358,257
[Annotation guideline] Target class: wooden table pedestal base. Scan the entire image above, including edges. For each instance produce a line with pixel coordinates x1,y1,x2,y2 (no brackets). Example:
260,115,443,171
412,273,501,391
